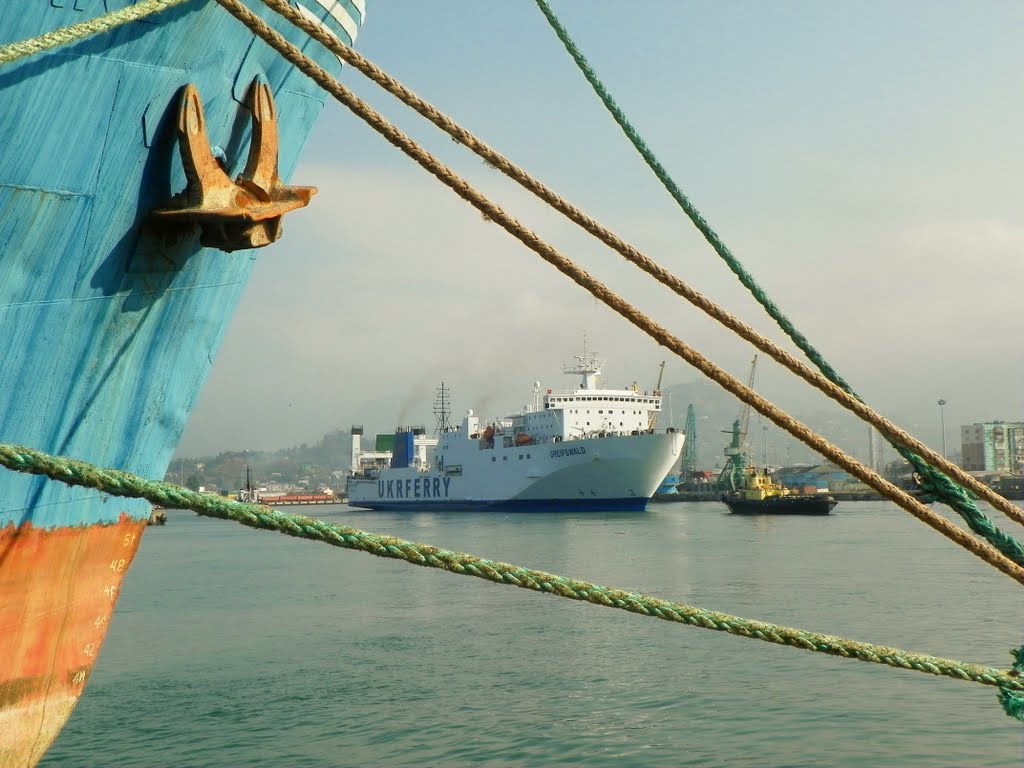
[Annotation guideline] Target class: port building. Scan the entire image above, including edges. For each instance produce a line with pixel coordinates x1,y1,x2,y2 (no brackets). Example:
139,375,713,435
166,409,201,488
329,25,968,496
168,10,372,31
960,421,1024,472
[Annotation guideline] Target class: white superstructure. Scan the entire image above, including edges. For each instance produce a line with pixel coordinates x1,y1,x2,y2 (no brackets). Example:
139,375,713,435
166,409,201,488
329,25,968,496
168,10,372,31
347,346,683,511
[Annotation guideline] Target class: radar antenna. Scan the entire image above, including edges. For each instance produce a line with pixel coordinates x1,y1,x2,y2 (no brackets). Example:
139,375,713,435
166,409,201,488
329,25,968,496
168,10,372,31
563,333,607,389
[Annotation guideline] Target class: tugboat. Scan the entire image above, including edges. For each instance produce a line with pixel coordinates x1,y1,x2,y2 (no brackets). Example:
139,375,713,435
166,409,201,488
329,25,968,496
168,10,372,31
717,355,837,515
721,465,837,516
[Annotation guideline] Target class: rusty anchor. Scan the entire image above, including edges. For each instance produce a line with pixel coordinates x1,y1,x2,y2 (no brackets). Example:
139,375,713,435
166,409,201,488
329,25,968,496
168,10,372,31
152,80,317,252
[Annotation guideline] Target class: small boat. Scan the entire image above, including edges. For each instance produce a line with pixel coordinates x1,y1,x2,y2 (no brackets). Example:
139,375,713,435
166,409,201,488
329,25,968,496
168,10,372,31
721,467,837,515
717,355,836,515
237,464,261,504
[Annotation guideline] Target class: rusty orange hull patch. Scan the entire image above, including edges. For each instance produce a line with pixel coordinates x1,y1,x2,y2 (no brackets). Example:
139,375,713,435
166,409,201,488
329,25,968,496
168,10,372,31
0,515,146,768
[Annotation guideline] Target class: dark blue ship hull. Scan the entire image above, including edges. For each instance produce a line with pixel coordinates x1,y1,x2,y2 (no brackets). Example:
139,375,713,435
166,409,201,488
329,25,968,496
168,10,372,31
722,493,838,516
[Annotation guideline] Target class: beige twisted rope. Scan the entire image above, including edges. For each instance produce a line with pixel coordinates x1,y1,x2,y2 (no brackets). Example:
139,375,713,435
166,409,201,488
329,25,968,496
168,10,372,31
209,0,1024,585
252,0,1024,532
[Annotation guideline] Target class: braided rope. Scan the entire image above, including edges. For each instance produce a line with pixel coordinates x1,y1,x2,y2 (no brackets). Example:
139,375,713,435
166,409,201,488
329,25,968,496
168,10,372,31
253,0,1024,567
530,0,1024,548
210,0,1024,586
1,0,1019,722
1,441,1020,702
999,647,1024,719
0,0,193,66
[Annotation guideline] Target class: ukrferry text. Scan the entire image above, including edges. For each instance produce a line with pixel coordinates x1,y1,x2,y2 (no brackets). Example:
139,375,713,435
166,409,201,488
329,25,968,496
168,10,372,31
378,477,452,499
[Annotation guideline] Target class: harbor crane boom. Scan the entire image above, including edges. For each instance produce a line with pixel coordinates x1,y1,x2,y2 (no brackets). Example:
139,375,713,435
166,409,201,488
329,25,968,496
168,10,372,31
737,355,757,449
648,361,667,429
681,404,698,477
719,355,758,490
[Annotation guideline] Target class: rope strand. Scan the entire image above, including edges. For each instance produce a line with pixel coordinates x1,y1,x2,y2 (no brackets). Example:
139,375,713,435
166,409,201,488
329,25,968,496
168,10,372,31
252,0,1024,553
0,441,1019,704
529,0,1024,546
208,0,1024,585
1,2,1022,719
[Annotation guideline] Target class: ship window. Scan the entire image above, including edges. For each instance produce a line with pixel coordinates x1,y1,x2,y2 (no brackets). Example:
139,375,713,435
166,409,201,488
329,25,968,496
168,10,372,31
503,456,507,461
491,457,496,462
519,454,523,460
527,453,531,459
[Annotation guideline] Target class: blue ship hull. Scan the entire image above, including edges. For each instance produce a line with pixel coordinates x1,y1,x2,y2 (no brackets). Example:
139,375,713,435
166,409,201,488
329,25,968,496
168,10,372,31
0,2,366,764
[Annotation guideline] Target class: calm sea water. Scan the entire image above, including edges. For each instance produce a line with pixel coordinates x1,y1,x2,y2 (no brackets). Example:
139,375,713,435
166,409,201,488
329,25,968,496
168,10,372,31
42,502,1024,767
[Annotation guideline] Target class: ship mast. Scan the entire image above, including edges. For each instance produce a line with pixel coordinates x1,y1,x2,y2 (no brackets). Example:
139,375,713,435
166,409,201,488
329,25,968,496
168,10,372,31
433,382,452,436
563,333,607,390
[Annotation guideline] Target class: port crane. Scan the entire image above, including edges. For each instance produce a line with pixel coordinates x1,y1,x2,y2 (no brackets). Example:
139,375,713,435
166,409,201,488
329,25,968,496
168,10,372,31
681,404,698,480
647,360,667,430
719,355,757,490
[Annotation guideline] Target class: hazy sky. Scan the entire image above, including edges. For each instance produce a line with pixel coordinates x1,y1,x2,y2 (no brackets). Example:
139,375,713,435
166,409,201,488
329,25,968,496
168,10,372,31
178,1,1024,459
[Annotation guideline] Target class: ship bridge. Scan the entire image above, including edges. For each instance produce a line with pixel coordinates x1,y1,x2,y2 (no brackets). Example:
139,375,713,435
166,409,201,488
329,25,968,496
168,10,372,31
484,346,663,446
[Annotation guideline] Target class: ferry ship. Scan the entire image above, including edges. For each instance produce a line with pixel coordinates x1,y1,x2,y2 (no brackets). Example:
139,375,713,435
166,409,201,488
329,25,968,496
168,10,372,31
0,2,367,765
347,348,685,512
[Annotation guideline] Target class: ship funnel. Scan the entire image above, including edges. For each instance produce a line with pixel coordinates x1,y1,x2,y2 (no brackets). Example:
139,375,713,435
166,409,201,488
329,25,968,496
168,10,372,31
350,425,363,473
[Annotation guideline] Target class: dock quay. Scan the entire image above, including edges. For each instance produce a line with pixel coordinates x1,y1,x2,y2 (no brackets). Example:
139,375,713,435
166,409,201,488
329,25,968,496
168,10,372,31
259,494,344,506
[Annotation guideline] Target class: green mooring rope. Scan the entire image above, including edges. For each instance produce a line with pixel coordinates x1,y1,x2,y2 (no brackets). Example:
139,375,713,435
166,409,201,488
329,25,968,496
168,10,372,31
1000,646,1024,719
2,0,1021,722
0,0,193,66
1,441,1022,719
532,0,1024,567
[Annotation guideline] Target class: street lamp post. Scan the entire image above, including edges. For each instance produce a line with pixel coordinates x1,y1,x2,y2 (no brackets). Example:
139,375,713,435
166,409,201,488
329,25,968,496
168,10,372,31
937,399,947,458
762,425,769,468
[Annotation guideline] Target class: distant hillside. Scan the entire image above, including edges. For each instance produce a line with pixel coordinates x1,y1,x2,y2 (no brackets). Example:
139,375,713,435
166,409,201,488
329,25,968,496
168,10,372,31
169,429,354,493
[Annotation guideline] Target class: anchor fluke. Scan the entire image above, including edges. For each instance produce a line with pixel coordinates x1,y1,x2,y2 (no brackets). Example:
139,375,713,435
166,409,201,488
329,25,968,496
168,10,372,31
152,81,318,252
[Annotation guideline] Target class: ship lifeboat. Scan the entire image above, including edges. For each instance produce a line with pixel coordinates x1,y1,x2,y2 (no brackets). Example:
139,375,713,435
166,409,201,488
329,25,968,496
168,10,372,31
482,425,495,442
515,433,533,446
